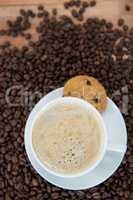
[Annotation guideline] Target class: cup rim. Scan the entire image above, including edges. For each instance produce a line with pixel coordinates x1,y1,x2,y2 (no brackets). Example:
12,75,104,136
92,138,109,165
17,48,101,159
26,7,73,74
27,97,107,178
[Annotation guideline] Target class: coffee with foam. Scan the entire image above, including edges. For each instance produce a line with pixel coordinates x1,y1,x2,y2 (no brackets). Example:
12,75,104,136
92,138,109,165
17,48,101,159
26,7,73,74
32,102,104,175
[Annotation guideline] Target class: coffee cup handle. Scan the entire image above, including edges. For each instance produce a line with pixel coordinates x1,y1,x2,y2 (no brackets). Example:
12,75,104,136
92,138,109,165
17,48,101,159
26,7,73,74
107,143,127,153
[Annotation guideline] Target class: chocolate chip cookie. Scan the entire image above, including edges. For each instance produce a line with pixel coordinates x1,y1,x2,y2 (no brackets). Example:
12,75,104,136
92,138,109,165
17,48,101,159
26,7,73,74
64,75,107,112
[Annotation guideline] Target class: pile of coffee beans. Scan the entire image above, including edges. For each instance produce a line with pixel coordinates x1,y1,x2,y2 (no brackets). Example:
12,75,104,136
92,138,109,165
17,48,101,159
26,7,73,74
0,3,133,200
64,0,96,9
64,0,96,21
0,9,36,38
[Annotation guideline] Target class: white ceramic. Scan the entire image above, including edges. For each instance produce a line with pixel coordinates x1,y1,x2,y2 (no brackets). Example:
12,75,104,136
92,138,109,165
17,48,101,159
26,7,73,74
25,87,127,190
26,97,108,178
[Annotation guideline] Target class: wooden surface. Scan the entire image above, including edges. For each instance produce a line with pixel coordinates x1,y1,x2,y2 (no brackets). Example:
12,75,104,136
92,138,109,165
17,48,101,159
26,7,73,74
0,0,133,47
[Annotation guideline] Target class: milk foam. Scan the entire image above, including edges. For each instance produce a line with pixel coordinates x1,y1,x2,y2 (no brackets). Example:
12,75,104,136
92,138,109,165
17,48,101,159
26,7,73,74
32,103,104,175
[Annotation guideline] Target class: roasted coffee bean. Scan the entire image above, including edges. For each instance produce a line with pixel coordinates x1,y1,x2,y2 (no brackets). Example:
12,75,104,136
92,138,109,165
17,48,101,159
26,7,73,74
38,4,44,11
22,45,29,52
90,0,96,7
118,18,125,26
82,1,89,9
123,25,129,32
77,15,84,21
64,2,70,9
52,8,58,16
42,193,48,199
3,41,10,48
26,9,36,18
0,29,6,36
51,192,60,199
125,4,131,11
20,9,26,16
64,0,81,9
74,0,81,7
24,33,32,40
106,22,113,29
0,5,133,200
31,177,39,187
10,31,18,37
71,9,79,18
16,16,23,23
37,12,44,18
79,7,85,15
6,20,13,27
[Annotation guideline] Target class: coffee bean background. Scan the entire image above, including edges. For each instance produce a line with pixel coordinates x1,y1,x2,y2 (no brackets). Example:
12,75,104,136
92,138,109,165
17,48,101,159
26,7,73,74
0,4,133,200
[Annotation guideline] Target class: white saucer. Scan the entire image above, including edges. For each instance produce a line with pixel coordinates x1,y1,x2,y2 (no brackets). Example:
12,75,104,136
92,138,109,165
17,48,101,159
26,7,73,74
25,87,127,190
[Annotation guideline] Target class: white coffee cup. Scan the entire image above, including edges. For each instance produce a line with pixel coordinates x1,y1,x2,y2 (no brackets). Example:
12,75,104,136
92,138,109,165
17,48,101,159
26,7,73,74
25,97,108,178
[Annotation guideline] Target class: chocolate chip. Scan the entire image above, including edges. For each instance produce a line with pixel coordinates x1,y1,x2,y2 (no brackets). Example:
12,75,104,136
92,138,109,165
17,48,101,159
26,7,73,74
86,80,91,85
